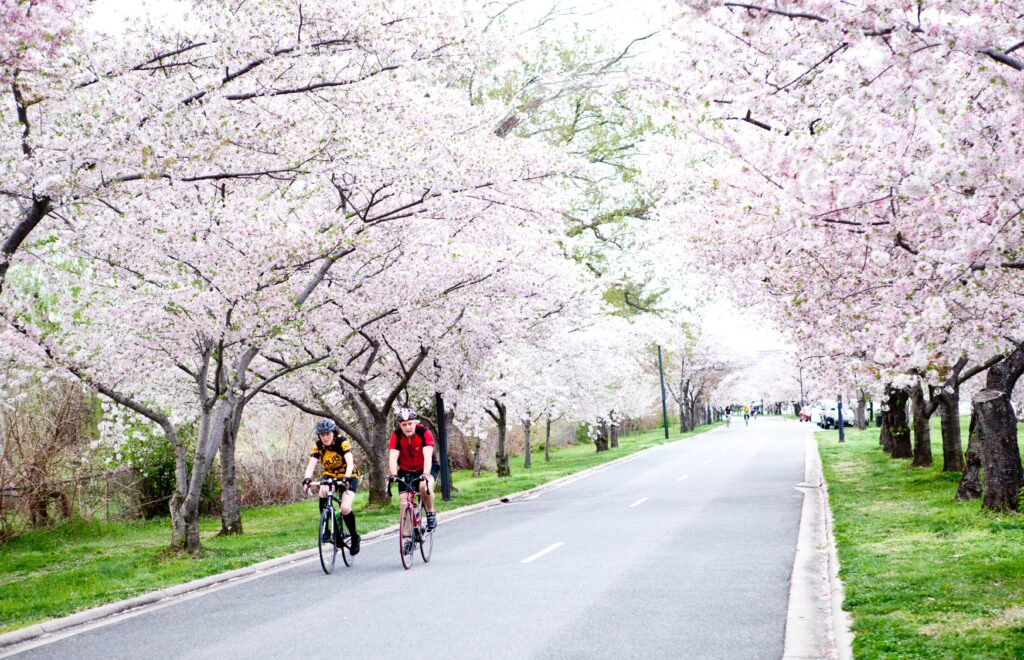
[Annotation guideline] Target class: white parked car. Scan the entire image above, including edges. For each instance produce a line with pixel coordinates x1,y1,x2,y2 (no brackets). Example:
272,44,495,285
811,399,854,429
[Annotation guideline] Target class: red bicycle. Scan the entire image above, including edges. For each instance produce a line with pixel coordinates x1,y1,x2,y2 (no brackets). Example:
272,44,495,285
387,475,433,569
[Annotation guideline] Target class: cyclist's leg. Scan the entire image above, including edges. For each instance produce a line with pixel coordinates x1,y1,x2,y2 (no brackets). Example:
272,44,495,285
318,482,332,513
339,485,356,516
423,465,439,530
340,479,360,552
420,478,435,511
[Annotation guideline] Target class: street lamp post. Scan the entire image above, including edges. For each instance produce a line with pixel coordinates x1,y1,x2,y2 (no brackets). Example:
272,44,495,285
434,392,452,501
837,392,845,443
657,345,669,440
798,365,805,410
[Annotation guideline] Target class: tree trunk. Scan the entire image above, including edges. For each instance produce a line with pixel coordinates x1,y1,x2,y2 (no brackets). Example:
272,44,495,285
854,389,867,431
544,415,552,463
910,383,933,468
523,418,532,468
678,402,686,434
494,401,510,477
973,344,1024,512
879,414,892,452
595,418,609,452
472,436,483,477
955,413,982,501
609,411,619,448
937,390,965,472
170,399,233,554
218,415,243,536
365,416,391,507
879,383,894,451
340,407,392,508
886,386,912,459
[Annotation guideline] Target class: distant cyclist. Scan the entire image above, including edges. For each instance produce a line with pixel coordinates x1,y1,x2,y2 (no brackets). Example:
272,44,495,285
303,418,361,554
743,407,750,426
388,408,439,532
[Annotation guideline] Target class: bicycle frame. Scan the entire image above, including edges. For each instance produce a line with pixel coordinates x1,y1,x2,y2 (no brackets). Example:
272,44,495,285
310,478,347,512
309,478,353,573
390,475,425,525
388,475,432,569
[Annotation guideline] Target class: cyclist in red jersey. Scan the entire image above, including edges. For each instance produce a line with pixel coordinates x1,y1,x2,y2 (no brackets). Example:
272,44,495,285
387,408,438,531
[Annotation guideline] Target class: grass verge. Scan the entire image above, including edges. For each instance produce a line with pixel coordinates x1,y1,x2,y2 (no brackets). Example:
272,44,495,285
0,423,716,633
817,418,1024,659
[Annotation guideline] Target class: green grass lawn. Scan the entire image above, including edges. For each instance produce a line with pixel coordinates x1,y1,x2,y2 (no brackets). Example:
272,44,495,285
0,423,715,633
818,418,1024,659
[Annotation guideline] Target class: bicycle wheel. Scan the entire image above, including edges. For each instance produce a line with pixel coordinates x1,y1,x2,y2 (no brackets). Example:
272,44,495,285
419,504,433,563
399,504,416,570
318,506,337,574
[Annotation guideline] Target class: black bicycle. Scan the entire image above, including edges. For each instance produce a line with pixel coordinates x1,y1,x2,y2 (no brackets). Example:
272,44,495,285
387,475,433,570
307,478,354,574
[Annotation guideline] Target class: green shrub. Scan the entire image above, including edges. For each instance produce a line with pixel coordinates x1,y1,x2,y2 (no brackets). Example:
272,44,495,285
121,421,220,518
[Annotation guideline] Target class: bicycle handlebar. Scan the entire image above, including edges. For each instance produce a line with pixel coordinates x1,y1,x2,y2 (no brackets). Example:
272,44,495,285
386,474,427,485
386,474,429,499
306,477,349,494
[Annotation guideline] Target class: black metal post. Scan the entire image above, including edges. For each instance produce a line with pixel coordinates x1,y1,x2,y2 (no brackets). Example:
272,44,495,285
657,345,669,439
798,365,805,410
837,393,845,443
434,392,452,501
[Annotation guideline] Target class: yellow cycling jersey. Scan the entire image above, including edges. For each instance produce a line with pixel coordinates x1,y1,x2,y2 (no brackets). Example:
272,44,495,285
310,437,361,479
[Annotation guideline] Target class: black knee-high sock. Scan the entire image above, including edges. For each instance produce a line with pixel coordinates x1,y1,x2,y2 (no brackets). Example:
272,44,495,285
343,512,357,536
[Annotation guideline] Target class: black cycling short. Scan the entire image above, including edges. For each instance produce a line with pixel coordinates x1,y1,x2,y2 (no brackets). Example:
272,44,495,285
322,477,358,492
396,469,437,494
318,478,357,511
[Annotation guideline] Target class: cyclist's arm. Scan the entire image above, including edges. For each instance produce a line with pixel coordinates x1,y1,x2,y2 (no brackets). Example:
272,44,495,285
388,449,399,476
342,452,354,480
421,445,434,478
303,456,318,482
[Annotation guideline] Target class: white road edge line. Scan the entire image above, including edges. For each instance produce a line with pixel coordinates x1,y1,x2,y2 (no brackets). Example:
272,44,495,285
628,497,649,508
521,542,564,564
676,474,689,482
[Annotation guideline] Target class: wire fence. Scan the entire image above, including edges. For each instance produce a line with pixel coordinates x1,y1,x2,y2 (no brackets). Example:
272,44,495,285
0,467,172,540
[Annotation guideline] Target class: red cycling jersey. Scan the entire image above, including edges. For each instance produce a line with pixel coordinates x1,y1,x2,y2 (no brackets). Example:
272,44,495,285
388,426,435,472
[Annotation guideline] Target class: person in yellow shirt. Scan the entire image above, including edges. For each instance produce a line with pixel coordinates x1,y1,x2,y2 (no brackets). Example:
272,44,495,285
303,418,361,554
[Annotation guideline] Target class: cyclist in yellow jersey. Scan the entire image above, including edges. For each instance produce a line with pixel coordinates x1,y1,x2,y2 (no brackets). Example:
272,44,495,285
303,418,361,554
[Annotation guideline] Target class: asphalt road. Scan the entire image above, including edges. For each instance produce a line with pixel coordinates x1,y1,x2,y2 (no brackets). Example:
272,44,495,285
11,417,806,660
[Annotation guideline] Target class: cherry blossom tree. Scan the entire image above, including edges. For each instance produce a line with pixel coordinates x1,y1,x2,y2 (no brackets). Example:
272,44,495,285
4,0,580,550
657,1,1024,510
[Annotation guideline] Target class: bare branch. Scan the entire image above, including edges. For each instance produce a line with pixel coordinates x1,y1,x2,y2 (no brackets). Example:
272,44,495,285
723,3,827,22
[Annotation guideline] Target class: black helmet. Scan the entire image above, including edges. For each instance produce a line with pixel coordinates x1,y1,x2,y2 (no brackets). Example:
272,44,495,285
315,418,337,435
395,407,418,423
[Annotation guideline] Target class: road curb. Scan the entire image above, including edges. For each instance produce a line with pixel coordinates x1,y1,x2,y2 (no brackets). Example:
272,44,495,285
0,432,699,651
782,432,854,660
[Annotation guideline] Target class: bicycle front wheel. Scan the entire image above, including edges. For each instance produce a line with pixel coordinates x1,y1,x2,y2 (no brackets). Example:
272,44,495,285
318,506,337,574
419,509,433,564
399,504,415,570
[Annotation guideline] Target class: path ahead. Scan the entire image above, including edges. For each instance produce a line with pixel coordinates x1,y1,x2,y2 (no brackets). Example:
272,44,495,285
10,418,807,660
